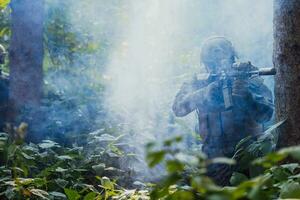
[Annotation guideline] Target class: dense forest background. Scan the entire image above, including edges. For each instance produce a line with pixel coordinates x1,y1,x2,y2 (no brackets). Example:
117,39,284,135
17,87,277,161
1,0,300,200
3,0,274,145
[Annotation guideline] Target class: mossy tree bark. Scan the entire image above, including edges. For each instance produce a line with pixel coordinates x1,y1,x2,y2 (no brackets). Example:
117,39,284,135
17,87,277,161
274,0,300,148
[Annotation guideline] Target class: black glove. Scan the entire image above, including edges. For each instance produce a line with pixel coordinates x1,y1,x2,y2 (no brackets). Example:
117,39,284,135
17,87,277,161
232,61,255,72
232,79,253,109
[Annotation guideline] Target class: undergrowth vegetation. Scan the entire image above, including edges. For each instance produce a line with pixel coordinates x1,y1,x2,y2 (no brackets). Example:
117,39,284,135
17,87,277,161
147,133,300,200
1,122,300,199
0,124,149,200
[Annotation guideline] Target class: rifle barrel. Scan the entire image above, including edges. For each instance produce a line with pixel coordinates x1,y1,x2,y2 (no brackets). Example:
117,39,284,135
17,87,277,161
207,67,276,79
257,67,276,76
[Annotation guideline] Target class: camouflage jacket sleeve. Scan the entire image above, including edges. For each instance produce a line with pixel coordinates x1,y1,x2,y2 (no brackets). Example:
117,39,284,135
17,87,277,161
172,76,208,117
248,77,274,123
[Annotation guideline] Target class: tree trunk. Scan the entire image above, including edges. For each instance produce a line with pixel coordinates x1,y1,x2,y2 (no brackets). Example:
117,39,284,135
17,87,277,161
9,0,44,120
274,0,300,148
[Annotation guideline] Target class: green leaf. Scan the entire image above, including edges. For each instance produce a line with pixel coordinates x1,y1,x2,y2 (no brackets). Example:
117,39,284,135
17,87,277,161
30,189,49,199
64,188,81,200
230,172,248,186
0,0,10,9
163,136,182,147
4,187,16,199
39,140,59,149
7,144,17,158
0,132,8,138
260,119,287,142
210,157,236,165
174,153,200,166
166,160,184,173
248,184,268,200
55,179,69,188
281,163,299,173
21,152,35,160
92,163,105,176
280,181,300,198
56,167,68,173
100,177,114,190
33,178,47,188
95,134,116,142
235,135,253,151
12,167,25,174
57,155,73,160
271,167,290,182
146,150,166,168
252,152,287,168
162,172,181,187
279,146,300,160
145,142,155,150
83,192,97,200
259,141,273,155
170,190,194,200
49,191,67,199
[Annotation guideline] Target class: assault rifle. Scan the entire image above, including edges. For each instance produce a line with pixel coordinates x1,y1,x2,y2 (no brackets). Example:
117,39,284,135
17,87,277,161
209,62,276,110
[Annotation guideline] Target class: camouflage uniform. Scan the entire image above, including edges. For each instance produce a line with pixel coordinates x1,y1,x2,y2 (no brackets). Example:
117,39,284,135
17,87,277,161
172,73,273,158
172,37,274,185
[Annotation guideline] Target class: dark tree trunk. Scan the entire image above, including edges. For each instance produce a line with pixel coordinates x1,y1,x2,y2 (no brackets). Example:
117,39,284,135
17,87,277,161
9,0,44,119
274,0,300,148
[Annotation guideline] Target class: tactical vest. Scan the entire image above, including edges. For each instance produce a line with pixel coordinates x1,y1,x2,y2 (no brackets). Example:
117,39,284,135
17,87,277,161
192,74,272,158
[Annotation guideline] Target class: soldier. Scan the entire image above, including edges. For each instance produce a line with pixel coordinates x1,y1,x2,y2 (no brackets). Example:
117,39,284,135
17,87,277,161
172,37,274,185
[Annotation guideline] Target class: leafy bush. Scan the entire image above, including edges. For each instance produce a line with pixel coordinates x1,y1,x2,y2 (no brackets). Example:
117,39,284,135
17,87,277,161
146,134,300,200
0,0,10,9
0,125,149,200
2,121,300,200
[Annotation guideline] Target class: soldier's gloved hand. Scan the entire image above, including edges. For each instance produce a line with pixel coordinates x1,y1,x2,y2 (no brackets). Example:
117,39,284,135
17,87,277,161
232,79,253,109
204,81,225,112
232,61,254,72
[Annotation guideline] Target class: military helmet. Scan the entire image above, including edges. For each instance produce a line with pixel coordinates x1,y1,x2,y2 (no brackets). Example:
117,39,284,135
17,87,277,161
0,44,6,64
200,36,236,70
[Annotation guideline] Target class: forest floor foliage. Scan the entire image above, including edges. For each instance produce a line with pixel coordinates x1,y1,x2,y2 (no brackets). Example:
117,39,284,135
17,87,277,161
1,123,300,200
